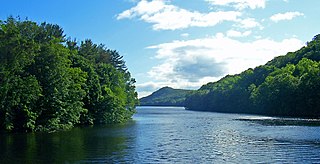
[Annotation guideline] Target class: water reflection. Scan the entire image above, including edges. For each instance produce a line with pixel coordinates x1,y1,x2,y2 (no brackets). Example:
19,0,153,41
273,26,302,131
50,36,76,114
0,122,135,163
1,107,320,163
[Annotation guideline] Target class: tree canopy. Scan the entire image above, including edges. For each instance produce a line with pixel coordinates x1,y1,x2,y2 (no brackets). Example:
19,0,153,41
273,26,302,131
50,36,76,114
0,17,138,132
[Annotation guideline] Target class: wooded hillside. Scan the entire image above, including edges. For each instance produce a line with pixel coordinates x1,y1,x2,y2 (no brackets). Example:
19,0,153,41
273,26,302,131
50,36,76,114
185,35,320,118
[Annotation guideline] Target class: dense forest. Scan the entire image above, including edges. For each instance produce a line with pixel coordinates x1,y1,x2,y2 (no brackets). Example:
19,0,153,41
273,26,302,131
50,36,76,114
0,17,138,132
139,87,192,106
186,34,320,118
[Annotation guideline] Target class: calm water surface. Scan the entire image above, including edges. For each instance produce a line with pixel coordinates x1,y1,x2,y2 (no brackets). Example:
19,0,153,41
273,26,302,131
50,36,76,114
1,106,320,163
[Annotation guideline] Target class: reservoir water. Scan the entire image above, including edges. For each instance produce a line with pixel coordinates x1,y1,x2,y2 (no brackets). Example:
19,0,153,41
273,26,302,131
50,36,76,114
1,106,320,163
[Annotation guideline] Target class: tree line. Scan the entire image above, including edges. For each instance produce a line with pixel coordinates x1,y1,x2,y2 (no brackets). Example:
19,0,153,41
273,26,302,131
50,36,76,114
0,17,138,132
186,34,320,118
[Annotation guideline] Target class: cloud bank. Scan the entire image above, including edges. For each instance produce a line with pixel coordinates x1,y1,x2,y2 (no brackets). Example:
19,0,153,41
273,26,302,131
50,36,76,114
117,0,241,30
270,11,304,22
205,0,266,10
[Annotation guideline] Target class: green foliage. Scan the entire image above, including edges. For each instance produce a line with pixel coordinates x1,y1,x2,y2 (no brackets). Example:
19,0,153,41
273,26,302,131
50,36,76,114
186,35,320,118
140,87,193,106
251,64,299,115
0,17,138,132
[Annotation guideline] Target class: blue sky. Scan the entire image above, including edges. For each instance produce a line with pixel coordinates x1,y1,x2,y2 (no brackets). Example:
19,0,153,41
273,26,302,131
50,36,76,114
1,0,320,97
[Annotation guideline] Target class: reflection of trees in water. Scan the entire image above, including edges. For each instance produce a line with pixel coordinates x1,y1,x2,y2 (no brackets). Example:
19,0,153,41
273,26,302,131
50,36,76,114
0,123,136,163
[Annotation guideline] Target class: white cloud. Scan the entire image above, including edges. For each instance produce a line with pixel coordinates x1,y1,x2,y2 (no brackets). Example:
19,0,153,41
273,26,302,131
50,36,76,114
270,12,304,22
139,34,304,94
205,0,266,10
181,33,190,37
226,30,251,37
117,0,241,30
236,18,263,29
117,0,165,19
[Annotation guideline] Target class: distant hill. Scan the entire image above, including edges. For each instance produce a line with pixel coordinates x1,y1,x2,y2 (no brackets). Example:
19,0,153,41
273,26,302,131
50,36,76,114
139,87,193,106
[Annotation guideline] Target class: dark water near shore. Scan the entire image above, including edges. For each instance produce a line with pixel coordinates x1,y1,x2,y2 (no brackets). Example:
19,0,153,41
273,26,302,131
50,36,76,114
1,106,320,163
